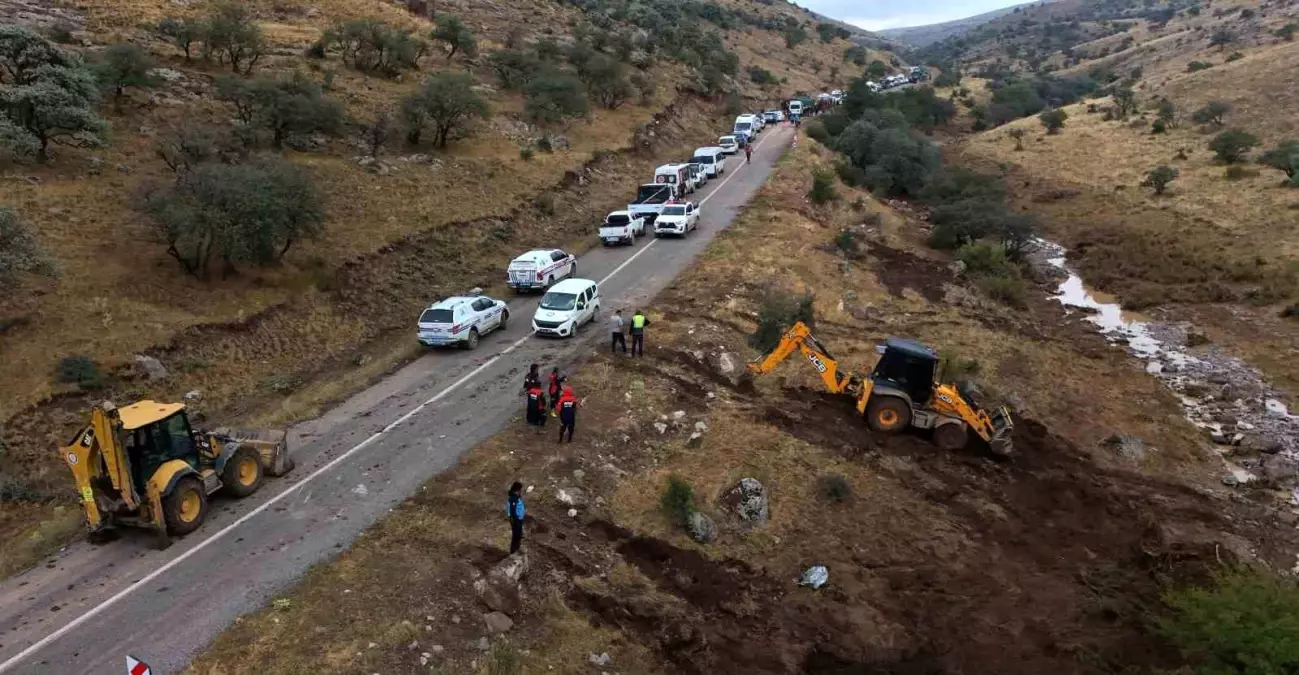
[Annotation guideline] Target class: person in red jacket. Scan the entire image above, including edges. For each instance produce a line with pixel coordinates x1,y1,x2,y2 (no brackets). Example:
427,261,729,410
556,385,579,443
525,382,546,431
547,367,562,417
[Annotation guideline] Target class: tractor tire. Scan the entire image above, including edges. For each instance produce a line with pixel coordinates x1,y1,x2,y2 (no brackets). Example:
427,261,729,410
163,476,208,536
932,423,969,451
221,446,265,498
865,396,911,434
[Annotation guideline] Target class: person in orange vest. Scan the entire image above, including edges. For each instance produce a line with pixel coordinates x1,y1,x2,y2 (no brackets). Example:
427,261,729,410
525,380,546,431
556,385,579,443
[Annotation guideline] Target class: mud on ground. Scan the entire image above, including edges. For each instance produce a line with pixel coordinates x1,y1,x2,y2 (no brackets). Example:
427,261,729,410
191,137,1299,675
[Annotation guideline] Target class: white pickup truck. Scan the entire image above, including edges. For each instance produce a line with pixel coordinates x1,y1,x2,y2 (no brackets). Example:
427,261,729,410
599,210,645,246
627,183,681,225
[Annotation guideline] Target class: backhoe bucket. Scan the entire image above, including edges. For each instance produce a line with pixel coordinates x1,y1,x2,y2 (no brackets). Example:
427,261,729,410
211,427,294,476
988,407,1015,456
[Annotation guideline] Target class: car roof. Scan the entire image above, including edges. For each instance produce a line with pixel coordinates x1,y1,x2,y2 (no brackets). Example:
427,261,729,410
427,296,479,310
694,146,723,154
719,135,736,140
548,278,594,294
607,209,631,216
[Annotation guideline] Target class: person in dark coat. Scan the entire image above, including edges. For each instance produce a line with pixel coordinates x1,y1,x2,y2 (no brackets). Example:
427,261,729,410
506,481,525,554
525,381,546,431
548,367,563,417
522,363,541,394
556,384,579,443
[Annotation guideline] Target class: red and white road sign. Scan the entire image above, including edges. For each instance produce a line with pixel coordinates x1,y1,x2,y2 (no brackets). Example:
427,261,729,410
127,655,152,675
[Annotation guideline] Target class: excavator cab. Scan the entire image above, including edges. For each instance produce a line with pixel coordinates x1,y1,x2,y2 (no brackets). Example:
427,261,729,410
63,401,292,540
871,338,940,407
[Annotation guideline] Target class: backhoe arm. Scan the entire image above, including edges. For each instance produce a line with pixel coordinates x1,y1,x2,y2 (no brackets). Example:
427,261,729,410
747,321,850,394
931,384,1014,454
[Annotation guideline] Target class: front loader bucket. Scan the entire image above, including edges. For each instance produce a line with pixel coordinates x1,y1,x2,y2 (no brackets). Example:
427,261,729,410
988,407,1015,457
212,427,294,477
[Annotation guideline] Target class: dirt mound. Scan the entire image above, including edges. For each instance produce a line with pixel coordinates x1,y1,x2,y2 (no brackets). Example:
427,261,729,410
867,242,949,303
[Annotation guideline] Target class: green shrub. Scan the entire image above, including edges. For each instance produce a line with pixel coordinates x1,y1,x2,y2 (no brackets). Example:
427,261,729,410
1186,60,1213,73
748,290,815,352
1225,51,1244,62
0,207,57,287
1224,165,1257,180
430,13,477,61
56,355,105,390
203,2,265,74
817,474,851,503
524,72,589,125
319,18,428,75
1142,165,1179,194
1191,100,1230,126
660,475,695,527
399,72,490,148
1159,570,1299,674
833,228,859,258
747,65,777,85
1209,128,1259,163
805,121,831,146
519,146,534,161
1038,108,1068,134
215,72,344,148
808,168,838,204
956,242,1012,276
1259,140,1299,185
535,135,554,153
976,273,1028,308
533,193,555,215
94,43,156,103
488,50,543,90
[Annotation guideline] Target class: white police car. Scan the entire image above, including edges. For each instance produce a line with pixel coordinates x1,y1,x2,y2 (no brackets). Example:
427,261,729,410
416,290,509,349
506,248,577,292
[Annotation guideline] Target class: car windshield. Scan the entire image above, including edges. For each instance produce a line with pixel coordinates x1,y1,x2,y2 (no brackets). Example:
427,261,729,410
540,292,577,311
661,206,687,216
419,308,454,324
692,155,714,165
735,123,750,132
635,185,671,203
605,214,629,226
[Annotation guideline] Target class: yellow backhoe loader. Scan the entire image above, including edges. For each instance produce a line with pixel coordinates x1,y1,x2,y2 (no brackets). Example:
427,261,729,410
748,322,1014,455
61,400,294,539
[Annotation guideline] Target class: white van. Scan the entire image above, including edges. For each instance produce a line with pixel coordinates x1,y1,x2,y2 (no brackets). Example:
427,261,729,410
531,278,601,338
654,163,696,194
691,147,726,178
733,114,759,138
788,100,803,116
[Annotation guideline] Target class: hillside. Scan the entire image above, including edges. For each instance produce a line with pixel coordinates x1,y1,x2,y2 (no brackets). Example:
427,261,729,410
0,0,859,571
877,0,1055,47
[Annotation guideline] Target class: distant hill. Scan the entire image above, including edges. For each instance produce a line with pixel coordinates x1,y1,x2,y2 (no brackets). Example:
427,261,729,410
876,1,1053,47
799,6,903,50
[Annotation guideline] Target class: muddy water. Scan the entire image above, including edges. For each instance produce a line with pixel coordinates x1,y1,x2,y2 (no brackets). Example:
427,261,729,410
1033,240,1298,483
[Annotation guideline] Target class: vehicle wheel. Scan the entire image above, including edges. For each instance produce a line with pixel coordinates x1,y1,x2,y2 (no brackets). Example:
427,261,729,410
547,275,555,288
932,423,969,451
499,309,510,329
221,446,264,498
163,476,208,536
865,396,911,434
569,263,576,278
464,328,480,350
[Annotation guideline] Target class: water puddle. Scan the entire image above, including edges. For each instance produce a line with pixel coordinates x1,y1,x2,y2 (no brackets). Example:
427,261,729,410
1033,240,1297,475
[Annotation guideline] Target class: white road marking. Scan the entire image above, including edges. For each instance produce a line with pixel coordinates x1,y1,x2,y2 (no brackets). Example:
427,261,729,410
0,124,788,675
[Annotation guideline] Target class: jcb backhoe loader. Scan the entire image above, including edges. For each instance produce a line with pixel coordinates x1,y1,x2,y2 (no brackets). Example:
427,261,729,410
62,400,294,539
748,322,1014,455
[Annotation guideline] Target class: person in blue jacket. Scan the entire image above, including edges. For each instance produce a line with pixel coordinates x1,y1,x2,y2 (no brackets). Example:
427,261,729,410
506,481,525,554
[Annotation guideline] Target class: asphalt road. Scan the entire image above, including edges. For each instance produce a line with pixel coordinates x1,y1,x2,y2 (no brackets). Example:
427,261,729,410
0,123,794,674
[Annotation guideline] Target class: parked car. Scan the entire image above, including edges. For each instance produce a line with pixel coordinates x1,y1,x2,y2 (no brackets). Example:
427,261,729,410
762,110,784,123
653,201,700,237
599,210,645,246
691,147,727,178
532,278,601,338
684,161,707,186
628,182,681,225
718,135,739,154
506,248,577,292
733,114,759,138
417,292,509,349
654,163,697,194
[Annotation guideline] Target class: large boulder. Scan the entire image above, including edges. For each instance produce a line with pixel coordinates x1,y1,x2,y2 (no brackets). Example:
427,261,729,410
134,354,169,381
473,553,528,614
722,478,769,524
1100,433,1145,460
686,512,717,543
556,487,587,507
483,612,514,634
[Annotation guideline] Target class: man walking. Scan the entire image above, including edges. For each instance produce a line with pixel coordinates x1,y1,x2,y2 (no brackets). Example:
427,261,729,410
610,309,628,354
547,367,562,417
506,481,525,554
630,309,649,357
744,142,753,164
556,384,579,443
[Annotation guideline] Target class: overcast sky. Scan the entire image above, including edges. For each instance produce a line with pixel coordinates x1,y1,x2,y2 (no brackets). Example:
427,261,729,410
801,0,1027,31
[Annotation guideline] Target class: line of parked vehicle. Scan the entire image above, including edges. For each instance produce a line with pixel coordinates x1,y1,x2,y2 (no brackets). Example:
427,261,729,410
414,108,783,348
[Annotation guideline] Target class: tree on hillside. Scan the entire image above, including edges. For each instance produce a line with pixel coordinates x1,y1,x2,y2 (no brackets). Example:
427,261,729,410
487,50,543,90
816,23,838,43
1007,128,1026,151
142,158,324,279
154,122,247,177
1156,97,1177,127
1209,28,1234,50
784,25,808,49
1038,108,1068,134
844,45,866,65
0,27,108,161
157,17,204,61
1276,23,1297,42
0,206,57,288
1112,86,1137,117
579,53,633,109
400,72,489,148
203,2,264,74
867,59,888,77
1141,165,1179,195
1259,140,1299,185
1209,129,1259,163
524,72,588,126
1191,100,1231,127
94,43,156,105
320,18,428,75
363,108,392,157
215,73,343,148
431,13,477,61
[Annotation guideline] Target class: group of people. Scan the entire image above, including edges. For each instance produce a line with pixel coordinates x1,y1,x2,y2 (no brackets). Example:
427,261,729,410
522,364,579,442
609,308,649,356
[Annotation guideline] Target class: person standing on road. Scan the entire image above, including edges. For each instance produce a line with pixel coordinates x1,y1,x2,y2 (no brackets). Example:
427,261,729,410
556,385,579,443
610,309,628,354
744,143,753,164
525,380,546,431
506,481,525,554
630,309,649,357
